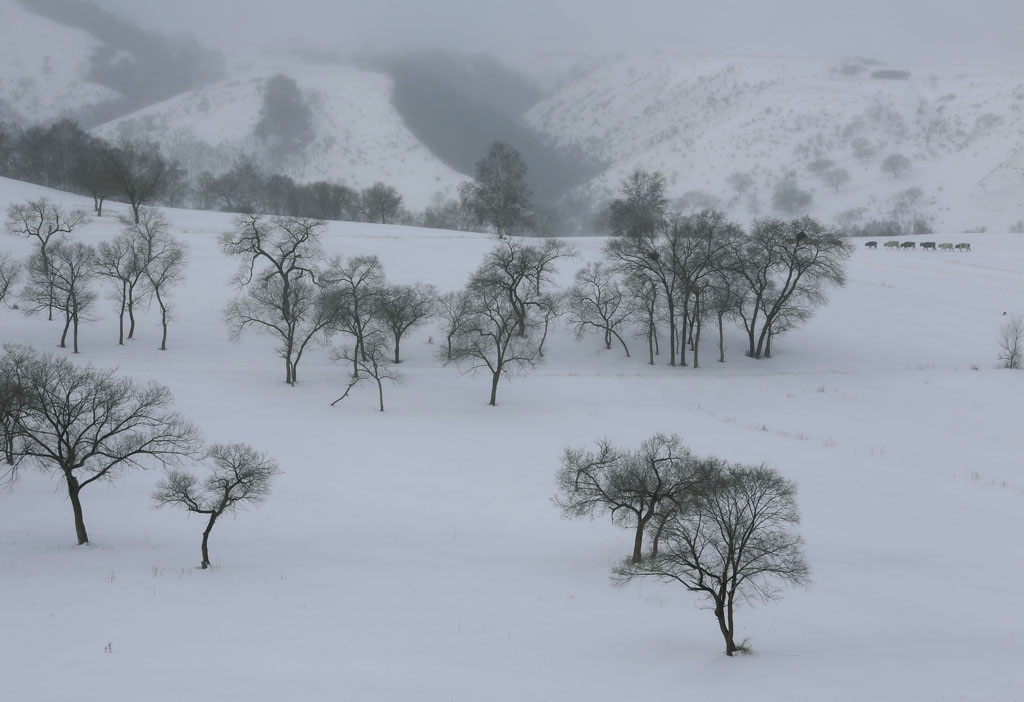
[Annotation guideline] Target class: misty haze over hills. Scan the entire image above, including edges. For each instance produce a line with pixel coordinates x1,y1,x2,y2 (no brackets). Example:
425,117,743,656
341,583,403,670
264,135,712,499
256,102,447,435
0,0,1021,228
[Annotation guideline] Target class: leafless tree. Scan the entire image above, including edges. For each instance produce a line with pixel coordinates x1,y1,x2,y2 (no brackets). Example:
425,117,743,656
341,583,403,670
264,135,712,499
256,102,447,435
136,209,187,351
822,167,851,193
614,462,810,656
322,255,387,376
99,140,182,224
153,443,278,568
464,142,532,239
608,169,668,238
5,198,87,320
999,314,1023,369
0,251,21,305
6,347,201,544
96,224,149,345
568,262,631,356
220,214,333,385
375,282,437,363
555,434,703,563
446,274,540,407
881,153,911,179
22,241,98,353
437,290,474,361
724,217,851,359
624,271,660,365
360,182,404,224
0,346,32,471
330,333,403,412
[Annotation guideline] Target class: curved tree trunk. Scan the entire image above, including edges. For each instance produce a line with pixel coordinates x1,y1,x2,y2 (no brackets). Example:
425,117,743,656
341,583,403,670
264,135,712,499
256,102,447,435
200,514,218,569
66,475,89,545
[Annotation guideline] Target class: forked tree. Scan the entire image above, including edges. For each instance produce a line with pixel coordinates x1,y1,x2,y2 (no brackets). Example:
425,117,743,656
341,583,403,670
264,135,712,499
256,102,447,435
22,241,98,353
154,443,279,569
614,462,810,656
375,282,436,363
330,333,403,412
568,262,631,357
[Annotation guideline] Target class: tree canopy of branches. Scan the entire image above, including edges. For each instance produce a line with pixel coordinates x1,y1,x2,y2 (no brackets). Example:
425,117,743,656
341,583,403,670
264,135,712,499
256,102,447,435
614,462,810,656
556,434,703,563
5,197,87,320
724,216,851,359
361,182,404,224
220,214,334,385
22,241,98,353
881,153,911,178
254,75,314,165
3,346,201,544
154,443,278,568
567,262,631,357
99,139,183,224
464,142,532,239
607,169,668,237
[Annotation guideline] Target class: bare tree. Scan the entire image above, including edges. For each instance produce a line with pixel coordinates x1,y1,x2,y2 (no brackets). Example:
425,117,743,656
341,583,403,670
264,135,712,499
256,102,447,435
446,274,540,407
5,198,87,320
323,255,387,376
624,271,661,365
375,282,437,363
999,314,1023,369
0,251,21,305
725,217,851,359
608,169,668,237
22,241,98,353
555,434,702,563
0,346,31,471
330,333,403,411
220,214,333,385
99,140,183,224
464,142,532,239
822,167,851,193
437,290,473,361
568,262,631,357
360,182,404,224
136,209,187,351
614,462,810,656
881,153,911,179
153,443,278,568
6,348,201,544
96,224,149,345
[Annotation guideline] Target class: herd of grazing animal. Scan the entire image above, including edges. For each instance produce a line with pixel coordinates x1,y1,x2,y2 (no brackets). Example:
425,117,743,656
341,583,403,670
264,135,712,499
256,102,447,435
865,240,971,252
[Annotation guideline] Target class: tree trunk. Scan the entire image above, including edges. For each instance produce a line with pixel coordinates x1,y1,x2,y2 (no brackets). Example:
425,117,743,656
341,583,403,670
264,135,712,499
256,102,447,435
97,196,105,217
200,514,217,569
117,287,126,345
127,288,136,339
714,600,738,656
650,513,669,558
132,202,141,225
693,298,702,368
489,370,500,406
631,519,646,564
679,299,689,367
66,475,89,545
72,312,80,353
159,307,168,351
718,312,726,363
377,378,384,412
647,325,654,365
60,311,71,348
393,337,401,364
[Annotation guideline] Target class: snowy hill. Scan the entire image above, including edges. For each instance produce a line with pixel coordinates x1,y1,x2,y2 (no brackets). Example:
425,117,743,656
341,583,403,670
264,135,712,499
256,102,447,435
0,0,119,123
92,61,470,209
527,55,1024,231
1,176,1023,700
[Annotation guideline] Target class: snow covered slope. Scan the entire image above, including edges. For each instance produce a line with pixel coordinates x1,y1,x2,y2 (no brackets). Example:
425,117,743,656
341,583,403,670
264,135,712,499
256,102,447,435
0,0,120,123
92,61,470,209
1,177,1023,700
527,55,1024,230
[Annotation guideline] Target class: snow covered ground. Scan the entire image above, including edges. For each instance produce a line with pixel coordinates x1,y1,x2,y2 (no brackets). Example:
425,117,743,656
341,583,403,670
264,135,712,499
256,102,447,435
1,177,1022,700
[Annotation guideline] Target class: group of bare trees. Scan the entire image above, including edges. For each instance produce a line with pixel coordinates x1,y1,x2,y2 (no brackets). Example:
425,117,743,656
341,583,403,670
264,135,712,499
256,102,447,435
587,170,851,365
0,345,276,568
556,434,809,656
220,214,437,407
3,198,187,352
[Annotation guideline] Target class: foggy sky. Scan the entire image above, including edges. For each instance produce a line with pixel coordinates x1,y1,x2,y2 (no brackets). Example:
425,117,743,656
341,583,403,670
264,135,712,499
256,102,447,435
94,0,1024,72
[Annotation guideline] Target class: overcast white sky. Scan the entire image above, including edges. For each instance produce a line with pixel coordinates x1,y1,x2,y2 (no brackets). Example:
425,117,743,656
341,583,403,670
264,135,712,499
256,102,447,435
94,0,1024,72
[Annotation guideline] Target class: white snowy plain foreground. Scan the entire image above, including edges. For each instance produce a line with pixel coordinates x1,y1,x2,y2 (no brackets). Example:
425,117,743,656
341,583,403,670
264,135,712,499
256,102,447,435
0,177,1022,701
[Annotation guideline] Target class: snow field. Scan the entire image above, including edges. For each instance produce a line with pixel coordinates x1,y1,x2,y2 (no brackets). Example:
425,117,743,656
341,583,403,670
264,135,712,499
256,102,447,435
1,179,1022,700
